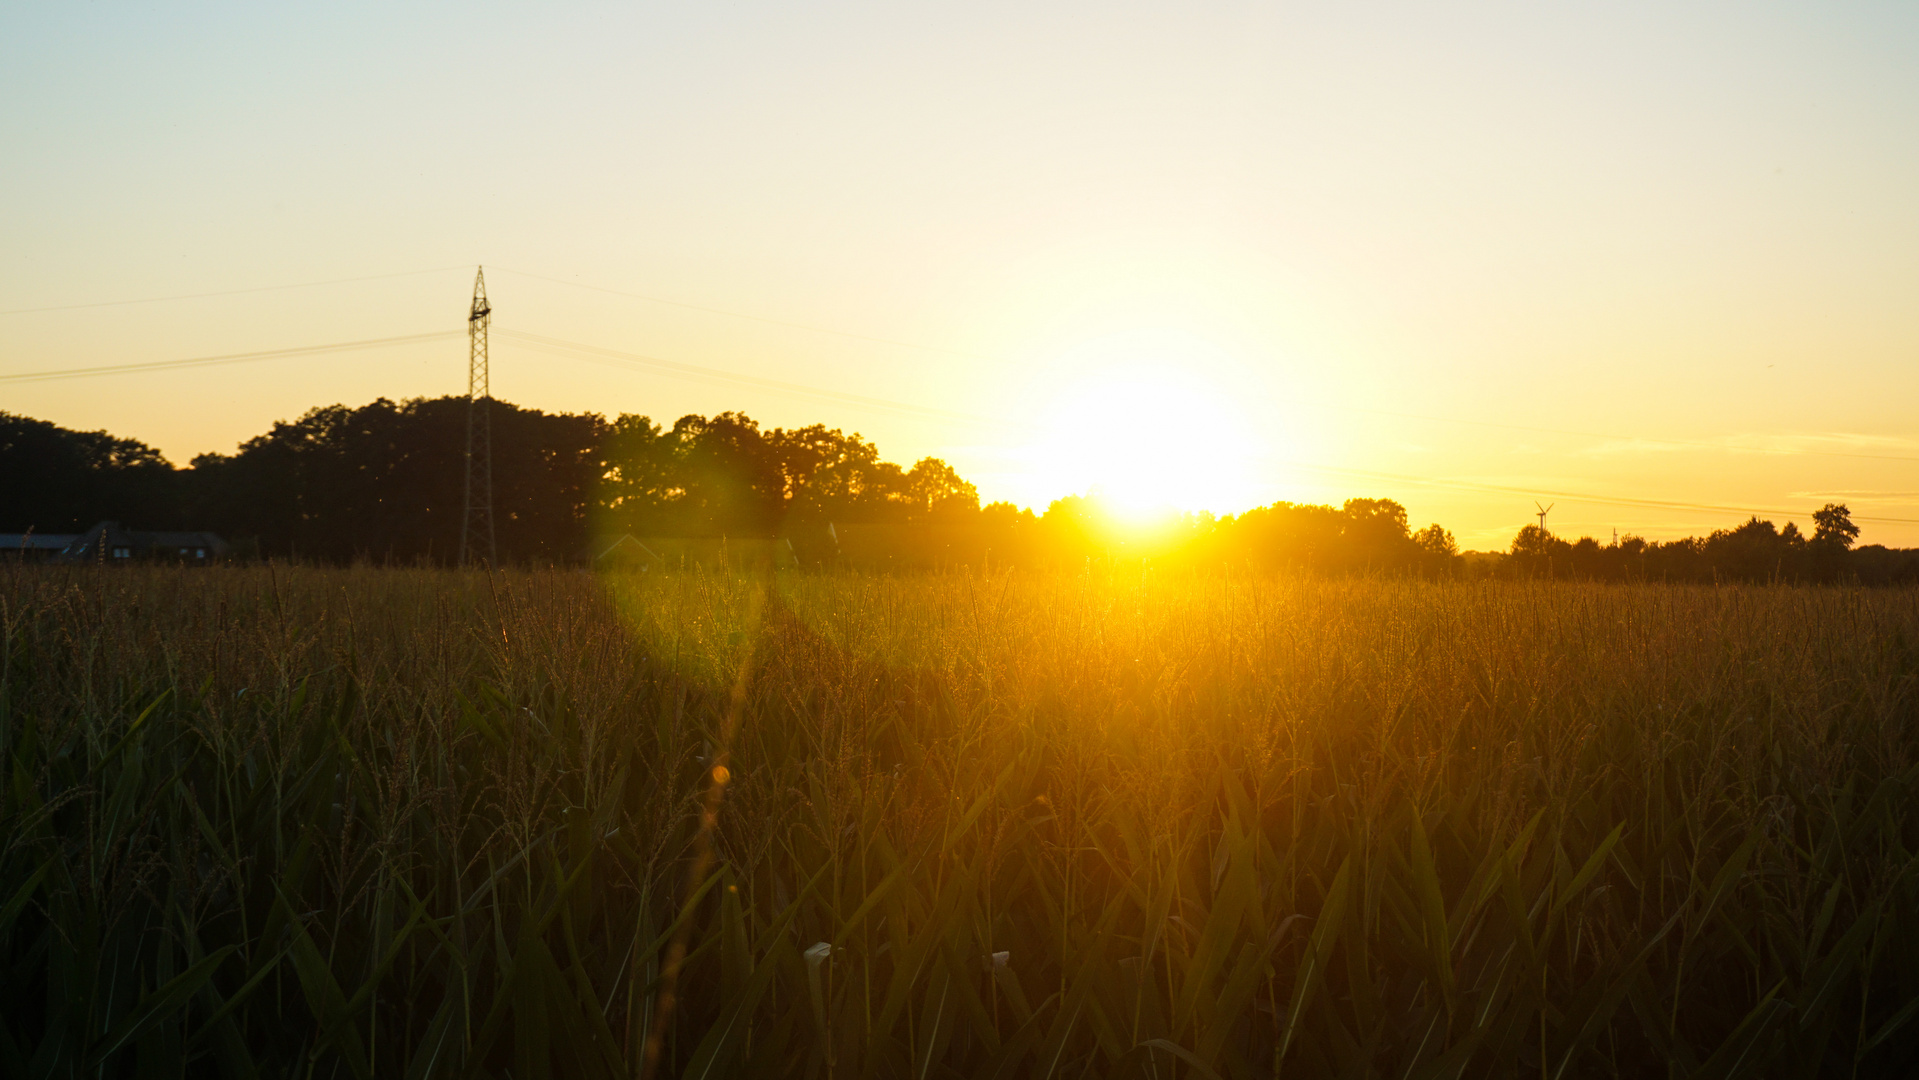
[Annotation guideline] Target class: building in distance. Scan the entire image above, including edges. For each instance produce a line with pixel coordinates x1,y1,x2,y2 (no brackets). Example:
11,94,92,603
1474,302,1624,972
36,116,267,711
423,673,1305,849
0,522,229,564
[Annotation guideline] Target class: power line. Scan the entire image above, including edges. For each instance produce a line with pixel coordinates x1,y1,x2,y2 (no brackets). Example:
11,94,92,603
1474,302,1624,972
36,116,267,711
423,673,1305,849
496,327,1007,428
0,266,471,316
1337,405,1919,466
3,315,1911,530
493,267,1919,468
16,260,1916,469
1277,460,1919,527
508,328,1919,526
488,266,992,360
0,331,463,383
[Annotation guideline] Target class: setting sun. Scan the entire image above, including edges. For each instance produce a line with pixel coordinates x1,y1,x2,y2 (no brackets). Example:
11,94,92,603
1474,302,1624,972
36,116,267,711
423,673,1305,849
1022,332,1269,518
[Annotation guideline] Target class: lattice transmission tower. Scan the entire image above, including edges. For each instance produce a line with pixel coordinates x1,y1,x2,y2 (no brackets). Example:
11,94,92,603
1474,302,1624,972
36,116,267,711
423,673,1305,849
460,267,496,567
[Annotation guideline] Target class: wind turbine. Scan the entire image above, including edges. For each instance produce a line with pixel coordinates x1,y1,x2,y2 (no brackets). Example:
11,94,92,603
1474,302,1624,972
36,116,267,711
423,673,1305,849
1535,502,1554,538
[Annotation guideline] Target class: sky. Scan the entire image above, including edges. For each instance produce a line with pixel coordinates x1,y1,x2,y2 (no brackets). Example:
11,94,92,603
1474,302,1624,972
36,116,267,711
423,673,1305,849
5,1,1919,548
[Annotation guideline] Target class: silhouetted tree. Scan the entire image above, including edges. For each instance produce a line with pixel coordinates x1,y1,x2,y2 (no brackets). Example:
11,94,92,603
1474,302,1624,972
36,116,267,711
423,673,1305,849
1702,517,1797,581
1813,503,1860,552
18,400,1919,581
668,412,787,537
1226,502,1347,571
980,501,1035,528
0,412,179,532
763,423,889,524
597,415,977,537
187,396,601,563
1491,507,1894,584
1510,524,1569,559
598,414,675,533
904,458,980,521
1340,498,1416,570
1413,523,1457,558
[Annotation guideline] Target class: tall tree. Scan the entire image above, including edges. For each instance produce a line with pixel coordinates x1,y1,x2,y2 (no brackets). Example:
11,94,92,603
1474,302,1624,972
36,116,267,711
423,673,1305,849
1812,503,1860,551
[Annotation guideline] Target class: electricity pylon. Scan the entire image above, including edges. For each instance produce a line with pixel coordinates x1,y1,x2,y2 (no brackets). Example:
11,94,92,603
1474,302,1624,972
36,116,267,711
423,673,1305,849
460,267,496,567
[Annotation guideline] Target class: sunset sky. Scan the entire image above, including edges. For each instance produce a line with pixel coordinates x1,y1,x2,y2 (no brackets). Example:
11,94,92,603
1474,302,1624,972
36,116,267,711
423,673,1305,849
6,2,1919,548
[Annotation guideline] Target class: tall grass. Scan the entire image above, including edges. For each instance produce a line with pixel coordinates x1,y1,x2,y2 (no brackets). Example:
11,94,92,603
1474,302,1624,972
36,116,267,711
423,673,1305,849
3,564,1918,1078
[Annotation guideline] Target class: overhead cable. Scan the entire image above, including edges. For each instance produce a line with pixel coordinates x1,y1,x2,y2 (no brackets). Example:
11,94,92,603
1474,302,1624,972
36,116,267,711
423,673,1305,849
495,327,1006,428
508,328,1918,526
488,267,991,360
19,260,1915,467
0,331,463,383
1279,460,1919,527
2,319,1910,528
0,266,471,316
1334,406,1919,466
494,266,1919,467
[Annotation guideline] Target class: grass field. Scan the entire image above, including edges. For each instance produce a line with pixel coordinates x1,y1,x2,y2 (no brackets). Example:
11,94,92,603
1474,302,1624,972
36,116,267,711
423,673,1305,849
4,564,1919,1078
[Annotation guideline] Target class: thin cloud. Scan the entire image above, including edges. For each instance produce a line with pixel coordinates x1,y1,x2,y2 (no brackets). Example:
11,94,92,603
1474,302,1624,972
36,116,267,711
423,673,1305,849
1580,439,1692,458
1579,432,1919,460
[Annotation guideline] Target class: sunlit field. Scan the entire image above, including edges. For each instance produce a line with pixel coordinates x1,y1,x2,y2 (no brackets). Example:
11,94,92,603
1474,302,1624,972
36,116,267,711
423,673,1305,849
5,564,1919,1078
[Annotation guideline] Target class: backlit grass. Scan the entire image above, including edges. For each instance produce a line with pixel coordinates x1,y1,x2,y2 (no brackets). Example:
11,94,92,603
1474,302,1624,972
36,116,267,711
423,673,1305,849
3,564,1918,1077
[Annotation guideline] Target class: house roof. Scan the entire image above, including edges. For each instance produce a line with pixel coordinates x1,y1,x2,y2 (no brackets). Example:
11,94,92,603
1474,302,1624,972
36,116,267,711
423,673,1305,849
57,522,231,559
592,534,660,563
140,532,227,548
0,534,79,551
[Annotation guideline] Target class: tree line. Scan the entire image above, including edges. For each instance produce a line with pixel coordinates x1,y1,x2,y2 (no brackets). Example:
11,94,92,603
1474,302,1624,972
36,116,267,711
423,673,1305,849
4,399,1912,579
2,398,978,563
1499,506,1919,583
1010,498,1913,582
